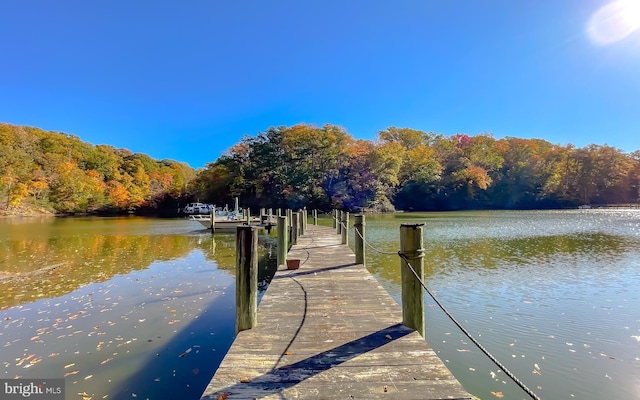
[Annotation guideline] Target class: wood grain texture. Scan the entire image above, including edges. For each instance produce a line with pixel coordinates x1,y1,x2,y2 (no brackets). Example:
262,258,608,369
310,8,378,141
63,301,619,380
201,225,472,400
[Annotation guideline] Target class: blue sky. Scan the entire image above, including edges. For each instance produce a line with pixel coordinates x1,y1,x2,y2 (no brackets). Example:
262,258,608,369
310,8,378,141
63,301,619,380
1,0,639,169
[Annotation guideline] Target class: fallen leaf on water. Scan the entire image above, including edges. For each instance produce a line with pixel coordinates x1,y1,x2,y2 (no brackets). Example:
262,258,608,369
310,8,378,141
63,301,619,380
178,348,192,358
532,369,542,375
84,375,93,380
65,363,76,369
491,392,504,398
64,370,79,377
101,358,113,365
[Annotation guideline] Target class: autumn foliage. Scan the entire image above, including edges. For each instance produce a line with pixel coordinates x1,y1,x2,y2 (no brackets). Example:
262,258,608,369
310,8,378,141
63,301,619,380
191,124,640,211
0,123,195,215
2,122,639,215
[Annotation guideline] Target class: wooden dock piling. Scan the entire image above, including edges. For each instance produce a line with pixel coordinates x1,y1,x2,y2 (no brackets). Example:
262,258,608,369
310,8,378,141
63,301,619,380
303,208,308,232
235,226,258,333
354,214,365,265
400,223,426,337
277,216,288,267
210,207,216,234
201,225,471,400
291,212,299,245
299,210,305,236
341,211,349,245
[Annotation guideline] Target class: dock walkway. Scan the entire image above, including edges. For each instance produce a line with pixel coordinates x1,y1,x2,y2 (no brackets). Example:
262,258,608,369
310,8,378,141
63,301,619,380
200,224,472,399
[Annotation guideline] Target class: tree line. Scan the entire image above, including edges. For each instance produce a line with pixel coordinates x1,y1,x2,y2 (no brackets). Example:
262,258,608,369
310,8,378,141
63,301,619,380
2,122,639,215
191,124,640,211
0,123,195,215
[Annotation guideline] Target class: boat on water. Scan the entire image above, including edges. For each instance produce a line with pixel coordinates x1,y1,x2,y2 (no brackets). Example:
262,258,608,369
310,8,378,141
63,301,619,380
189,210,262,232
187,198,276,232
181,202,214,214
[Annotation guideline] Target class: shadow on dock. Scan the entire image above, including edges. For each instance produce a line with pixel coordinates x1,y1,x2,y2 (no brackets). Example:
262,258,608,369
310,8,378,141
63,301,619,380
202,324,413,399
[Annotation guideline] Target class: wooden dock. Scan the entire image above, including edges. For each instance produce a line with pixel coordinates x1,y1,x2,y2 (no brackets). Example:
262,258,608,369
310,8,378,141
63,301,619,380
200,224,472,399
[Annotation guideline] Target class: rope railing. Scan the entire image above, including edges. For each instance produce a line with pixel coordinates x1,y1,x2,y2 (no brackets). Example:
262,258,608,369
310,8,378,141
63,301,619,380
330,211,542,400
398,253,542,400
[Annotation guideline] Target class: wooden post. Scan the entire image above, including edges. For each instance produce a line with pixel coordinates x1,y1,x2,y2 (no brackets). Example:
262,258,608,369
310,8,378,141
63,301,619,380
332,209,337,229
260,208,266,217
277,208,282,217
299,210,305,236
354,214,365,265
291,212,299,245
287,209,293,244
246,208,251,224
236,226,258,333
210,206,216,234
400,223,425,337
313,209,318,225
336,210,342,235
303,208,308,232
277,216,288,267
341,211,349,245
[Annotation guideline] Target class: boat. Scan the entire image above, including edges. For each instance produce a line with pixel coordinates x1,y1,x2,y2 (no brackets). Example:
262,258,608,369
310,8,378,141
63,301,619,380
189,210,259,232
188,198,276,232
181,203,213,214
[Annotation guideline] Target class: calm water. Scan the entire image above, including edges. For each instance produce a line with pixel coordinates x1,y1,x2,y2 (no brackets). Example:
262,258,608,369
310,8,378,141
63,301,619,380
0,216,275,400
336,210,640,400
2,211,639,400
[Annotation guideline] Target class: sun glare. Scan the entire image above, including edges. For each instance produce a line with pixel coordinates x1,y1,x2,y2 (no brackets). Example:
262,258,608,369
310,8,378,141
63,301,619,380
587,0,640,44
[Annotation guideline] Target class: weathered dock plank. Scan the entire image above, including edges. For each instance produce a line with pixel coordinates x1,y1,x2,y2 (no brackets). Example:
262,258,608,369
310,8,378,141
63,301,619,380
201,224,472,400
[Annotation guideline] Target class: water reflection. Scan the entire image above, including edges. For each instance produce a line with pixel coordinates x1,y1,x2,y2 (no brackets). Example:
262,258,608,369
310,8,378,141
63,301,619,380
355,210,640,400
0,217,277,400
0,217,277,310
